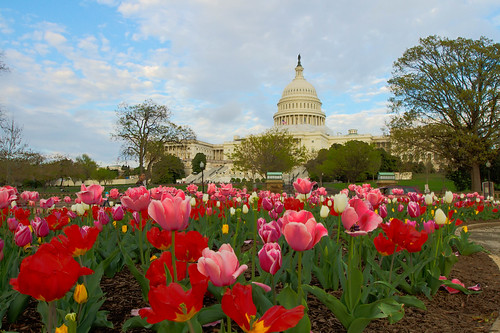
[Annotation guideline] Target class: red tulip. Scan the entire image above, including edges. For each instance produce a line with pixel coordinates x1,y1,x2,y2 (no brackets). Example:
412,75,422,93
281,210,327,251
174,230,208,263
146,227,172,250
222,283,304,333
145,251,187,287
374,219,428,256
10,238,93,302
46,208,71,231
139,265,207,324
57,224,99,257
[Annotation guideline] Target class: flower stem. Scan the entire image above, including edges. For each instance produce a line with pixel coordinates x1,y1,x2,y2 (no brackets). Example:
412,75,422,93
171,231,177,283
271,273,277,305
187,319,195,333
297,251,303,302
47,301,56,333
251,208,257,280
138,225,145,267
336,215,341,244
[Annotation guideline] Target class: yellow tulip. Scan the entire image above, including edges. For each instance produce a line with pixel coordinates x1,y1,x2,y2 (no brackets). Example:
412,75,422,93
55,324,68,333
122,225,128,233
73,284,88,304
222,224,229,234
463,226,468,233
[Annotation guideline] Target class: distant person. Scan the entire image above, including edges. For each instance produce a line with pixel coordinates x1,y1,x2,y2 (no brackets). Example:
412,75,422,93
136,173,146,187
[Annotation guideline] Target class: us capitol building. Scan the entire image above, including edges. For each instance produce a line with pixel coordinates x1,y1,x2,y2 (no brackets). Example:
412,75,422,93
166,56,390,183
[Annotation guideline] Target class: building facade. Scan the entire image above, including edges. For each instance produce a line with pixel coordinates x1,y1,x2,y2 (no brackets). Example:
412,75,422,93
166,56,391,183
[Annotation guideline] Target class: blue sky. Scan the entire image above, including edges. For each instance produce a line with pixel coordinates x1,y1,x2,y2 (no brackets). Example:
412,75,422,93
1,0,499,166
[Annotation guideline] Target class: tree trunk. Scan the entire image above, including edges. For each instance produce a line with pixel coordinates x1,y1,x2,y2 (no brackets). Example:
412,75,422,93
470,163,482,193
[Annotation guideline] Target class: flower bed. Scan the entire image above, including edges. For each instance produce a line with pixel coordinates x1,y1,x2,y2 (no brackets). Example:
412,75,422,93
0,181,499,332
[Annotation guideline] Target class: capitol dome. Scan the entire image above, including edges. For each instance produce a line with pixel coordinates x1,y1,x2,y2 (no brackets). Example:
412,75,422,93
273,55,326,132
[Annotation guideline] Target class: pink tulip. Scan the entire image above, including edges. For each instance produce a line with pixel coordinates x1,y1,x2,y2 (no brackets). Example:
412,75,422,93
341,198,381,236
407,202,422,218
423,220,436,234
121,186,150,212
64,196,72,203
21,191,39,202
379,204,388,219
207,183,217,195
397,204,405,212
109,188,120,200
197,244,248,286
281,210,328,251
94,220,103,232
258,243,282,275
258,221,282,243
39,198,54,209
219,183,233,197
186,184,198,194
15,225,32,247
0,189,13,209
31,217,49,238
274,201,284,214
262,198,273,211
98,208,110,225
366,190,384,209
293,178,314,194
77,184,104,205
112,205,125,221
148,194,191,231
7,217,19,232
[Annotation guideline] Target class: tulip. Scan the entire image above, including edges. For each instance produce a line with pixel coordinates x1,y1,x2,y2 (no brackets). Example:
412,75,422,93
242,204,249,214
258,243,282,275
10,238,93,302
57,224,99,257
148,194,191,231
39,198,55,209
293,178,314,194
77,184,104,205
407,201,422,218
262,197,273,211
120,186,150,212
259,220,282,244
7,217,19,232
333,193,348,214
281,210,328,251
31,217,49,238
222,283,304,333
15,225,32,247
424,193,433,205
197,244,248,286
341,199,381,236
111,205,124,221
320,205,329,219
222,224,229,234
63,196,72,203
434,208,447,225
444,191,453,204
379,204,388,219
146,227,172,250
97,208,110,225
230,207,236,216
73,284,88,304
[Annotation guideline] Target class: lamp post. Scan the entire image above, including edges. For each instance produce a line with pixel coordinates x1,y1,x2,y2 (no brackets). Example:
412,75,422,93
200,161,205,193
486,161,491,182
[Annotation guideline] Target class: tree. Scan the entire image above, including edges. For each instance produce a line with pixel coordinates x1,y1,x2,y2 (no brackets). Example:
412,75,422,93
388,36,500,192
0,117,28,184
324,141,382,183
151,154,185,184
191,153,207,174
74,154,98,181
92,167,118,185
305,149,331,185
229,128,308,180
377,148,400,172
112,99,195,175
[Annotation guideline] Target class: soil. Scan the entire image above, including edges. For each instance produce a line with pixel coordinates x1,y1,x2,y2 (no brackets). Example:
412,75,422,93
3,250,499,333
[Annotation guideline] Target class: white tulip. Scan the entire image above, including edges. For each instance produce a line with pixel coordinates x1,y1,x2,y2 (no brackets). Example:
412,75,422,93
230,207,236,216
202,194,209,203
190,197,197,207
443,191,453,204
434,208,447,225
320,205,329,218
333,193,348,214
424,194,433,205
242,204,249,214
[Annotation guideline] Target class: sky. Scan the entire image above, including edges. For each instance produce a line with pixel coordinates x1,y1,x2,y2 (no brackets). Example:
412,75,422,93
0,1,499,167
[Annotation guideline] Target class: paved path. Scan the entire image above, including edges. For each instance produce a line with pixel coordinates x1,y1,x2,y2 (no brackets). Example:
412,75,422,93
466,222,500,333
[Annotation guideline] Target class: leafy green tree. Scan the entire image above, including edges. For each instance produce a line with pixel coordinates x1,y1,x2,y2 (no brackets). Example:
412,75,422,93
74,154,98,181
151,154,186,184
191,153,207,174
305,149,331,185
92,167,118,185
112,99,195,174
388,36,500,192
377,148,400,172
229,128,308,180
324,141,382,183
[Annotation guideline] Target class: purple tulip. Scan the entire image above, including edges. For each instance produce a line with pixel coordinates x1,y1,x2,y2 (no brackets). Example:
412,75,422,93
15,225,32,247
31,217,49,238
